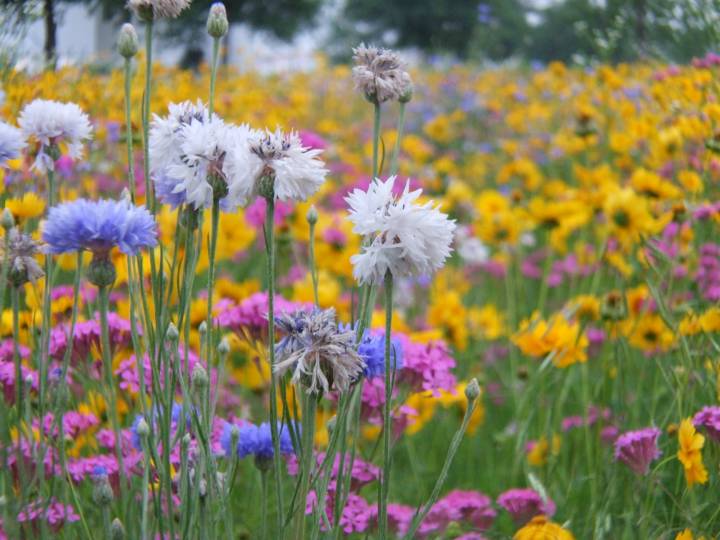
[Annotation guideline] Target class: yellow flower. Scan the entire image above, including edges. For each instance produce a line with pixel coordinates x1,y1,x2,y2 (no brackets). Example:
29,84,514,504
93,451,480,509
5,192,45,221
625,313,676,353
677,418,708,488
527,435,561,466
512,312,588,368
514,515,575,540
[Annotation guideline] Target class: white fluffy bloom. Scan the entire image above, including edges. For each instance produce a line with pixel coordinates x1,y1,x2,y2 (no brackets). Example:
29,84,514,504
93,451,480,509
346,176,456,285
225,128,327,204
149,100,208,176
0,121,26,166
18,99,92,173
456,225,489,265
127,0,191,19
165,116,256,210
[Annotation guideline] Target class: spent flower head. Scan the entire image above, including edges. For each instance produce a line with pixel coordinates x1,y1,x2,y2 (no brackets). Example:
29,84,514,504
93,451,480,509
128,0,191,20
4,227,44,287
274,308,365,395
352,43,412,104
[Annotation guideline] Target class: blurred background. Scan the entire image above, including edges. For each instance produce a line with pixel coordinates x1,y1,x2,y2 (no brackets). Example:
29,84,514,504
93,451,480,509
2,0,720,72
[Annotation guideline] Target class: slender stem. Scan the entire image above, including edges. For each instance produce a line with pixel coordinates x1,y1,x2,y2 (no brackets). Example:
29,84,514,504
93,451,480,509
142,20,154,212
124,57,136,201
379,272,394,539
294,392,317,540
389,102,406,175
308,221,319,306
372,102,381,178
11,286,27,509
404,398,478,539
98,285,127,522
265,195,284,536
209,37,220,116
260,469,269,540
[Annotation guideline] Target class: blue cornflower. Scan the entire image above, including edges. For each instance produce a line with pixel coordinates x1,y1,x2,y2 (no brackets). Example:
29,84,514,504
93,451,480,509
42,198,157,256
357,331,403,379
220,421,296,460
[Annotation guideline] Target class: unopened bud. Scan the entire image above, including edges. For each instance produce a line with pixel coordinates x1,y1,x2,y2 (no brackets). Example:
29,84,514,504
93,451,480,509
464,378,480,402
206,2,229,38
399,78,414,103
136,417,150,438
0,495,6,508
192,363,209,390
1,209,14,230
182,433,192,448
118,23,139,58
218,336,231,355
92,477,114,507
198,321,208,335
87,256,116,288
326,415,337,434
166,322,179,341
306,205,318,225
198,478,207,498
110,518,126,540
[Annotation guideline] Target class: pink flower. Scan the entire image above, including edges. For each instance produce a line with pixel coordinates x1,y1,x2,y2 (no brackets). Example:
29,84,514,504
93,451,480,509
693,406,720,443
497,488,555,525
614,427,661,475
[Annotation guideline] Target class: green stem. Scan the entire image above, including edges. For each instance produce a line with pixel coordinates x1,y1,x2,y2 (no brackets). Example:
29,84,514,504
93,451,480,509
142,20,154,212
98,285,127,524
389,101,406,175
124,57,136,201
308,221,319,306
404,398,478,539
379,271,394,539
260,469,269,540
372,102,381,178
265,195,284,536
294,392,317,540
209,37,220,116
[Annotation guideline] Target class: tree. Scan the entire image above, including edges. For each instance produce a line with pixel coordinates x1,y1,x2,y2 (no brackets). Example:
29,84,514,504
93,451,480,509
329,0,530,60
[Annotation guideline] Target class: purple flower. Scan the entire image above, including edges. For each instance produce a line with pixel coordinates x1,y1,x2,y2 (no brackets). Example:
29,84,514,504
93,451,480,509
693,406,720,443
614,427,661,475
220,421,296,460
497,488,555,525
42,198,157,256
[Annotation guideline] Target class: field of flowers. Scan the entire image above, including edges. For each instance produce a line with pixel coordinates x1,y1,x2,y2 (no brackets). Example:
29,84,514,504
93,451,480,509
2,4,720,540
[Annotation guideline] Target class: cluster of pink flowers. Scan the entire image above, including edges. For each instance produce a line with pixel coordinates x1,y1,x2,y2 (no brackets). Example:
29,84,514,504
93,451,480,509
48,312,134,363
17,498,79,532
215,291,310,336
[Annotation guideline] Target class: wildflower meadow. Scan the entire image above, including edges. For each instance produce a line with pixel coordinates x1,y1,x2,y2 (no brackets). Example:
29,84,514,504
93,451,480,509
3,1,720,539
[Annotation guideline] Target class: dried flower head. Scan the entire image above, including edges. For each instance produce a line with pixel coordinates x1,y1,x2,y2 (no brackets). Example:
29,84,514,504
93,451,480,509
127,0,191,20
352,44,412,104
274,308,365,395
4,227,44,287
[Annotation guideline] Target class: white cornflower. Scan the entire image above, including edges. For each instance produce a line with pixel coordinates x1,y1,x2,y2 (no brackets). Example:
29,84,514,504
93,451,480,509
127,0,191,20
0,121,26,166
352,43,413,104
149,100,209,175
18,99,92,173
274,308,365,395
165,116,256,210
225,128,327,204
456,226,489,265
346,176,456,285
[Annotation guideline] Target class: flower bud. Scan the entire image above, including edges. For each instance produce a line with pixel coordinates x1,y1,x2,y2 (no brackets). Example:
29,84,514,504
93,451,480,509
92,476,114,507
1,209,14,230
87,256,117,288
110,518,126,540
0,495,6,508
120,187,132,202
117,23,139,59
399,78,414,103
198,478,207,499
198,321,208,335
182,433,192,448
192,363,209,390
306,205,318,225
218,336,231,355
326,414,337,434
464,378,480,402
166,322,179,342
206,2,229,38
136,417,150,438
